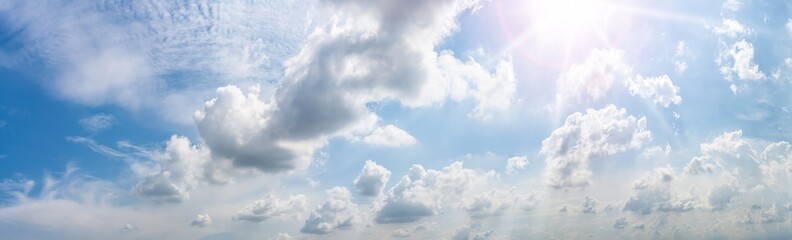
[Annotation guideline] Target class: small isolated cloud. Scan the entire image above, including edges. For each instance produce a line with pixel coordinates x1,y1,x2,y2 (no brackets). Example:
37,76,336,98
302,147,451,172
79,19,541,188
363,125,417,147
506,155,528,174
714,19,751,38
555,48,631,106
301,187,360,234
675,41,687,56
613,217,628,229
674,61,688,74
787,19,792,36
78,113,115,133
541,105,651,189
625,75,682,107
392,222,436,238
723,0,740,11
451,225,494,240
353,160,391,197
580,196,597,214
190,214,211,228
268,233,295,240
718,40,765,81
233,193,307,222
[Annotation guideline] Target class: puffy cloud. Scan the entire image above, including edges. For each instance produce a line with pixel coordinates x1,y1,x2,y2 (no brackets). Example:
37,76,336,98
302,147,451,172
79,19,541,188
363,125,417,147
301,187,361,234
787,19,792,36
541,105,651,189
462,187,518,218
353,160,392,197
708,183,738,210
580,196,597,214
451,225,494,240
232,194,308,223
555,49,631,105
613,217,628,229
718,40,765,81
190,214,211,228
376,162,492,223
131,135,211,203
683,156,716,174
506,155,528,174
78,113,115,133
623,167,695,215
624,75,682,107
714,19,751,38
268,233,295,240
675,61,688,74
391,222,435,238
192,0,513,173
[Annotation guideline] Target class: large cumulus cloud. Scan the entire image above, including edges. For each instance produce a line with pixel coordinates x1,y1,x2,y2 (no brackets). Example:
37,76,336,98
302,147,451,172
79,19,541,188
541,104,652,189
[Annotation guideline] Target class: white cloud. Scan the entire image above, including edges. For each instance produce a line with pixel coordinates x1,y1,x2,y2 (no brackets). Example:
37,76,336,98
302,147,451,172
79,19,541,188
580,196,598,214
301,187,361,234
375,162,493,223
190,0,513,174
613,217,628,229
392,222,436,238
462,187,518,218
718,40,765,81
190,214,211,228
675,41,687,56
623,167,695,214
233,193,308,223
0,0,310,110
506,155,529,174
268,233,295,240
675,61,688,74
625,75,682,107
353,160,391,197
787,19,792,36
723,0,740,11
714,19,751,38
541,105,651,189
555,49,631,105
363,125,418,147
131,135,212,203
78,113,115,133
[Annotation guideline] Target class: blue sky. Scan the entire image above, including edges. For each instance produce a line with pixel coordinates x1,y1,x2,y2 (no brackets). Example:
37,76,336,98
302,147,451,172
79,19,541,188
2,0,792,239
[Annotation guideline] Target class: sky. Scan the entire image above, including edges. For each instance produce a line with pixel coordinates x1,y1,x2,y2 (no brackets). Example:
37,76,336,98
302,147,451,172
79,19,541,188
2,0,792,239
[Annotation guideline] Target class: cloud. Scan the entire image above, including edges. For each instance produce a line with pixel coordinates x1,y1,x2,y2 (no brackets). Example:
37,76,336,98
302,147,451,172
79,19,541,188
191,0,512,173
232,193,308,223
787,19,792,36
714,19,751,38
376,162,493,223
392,222,436,238
718,40,765,81
461,187,518,218
624,75,682,107
555,48,631,105
506,155,528,174
541,104,651,189
268,233,295,240
451,225,494,240
301,187,361,234
580,196,597,214
613,217,628,229
675,61,688,74
623,167,695,215
190,214,211,228
363,125,418,147
353,160,391,197
78,113,115,133
0,0,310,110
131,135,212,203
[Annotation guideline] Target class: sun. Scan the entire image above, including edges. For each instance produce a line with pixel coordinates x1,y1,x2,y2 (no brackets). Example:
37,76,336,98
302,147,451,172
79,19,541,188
526,0,611,43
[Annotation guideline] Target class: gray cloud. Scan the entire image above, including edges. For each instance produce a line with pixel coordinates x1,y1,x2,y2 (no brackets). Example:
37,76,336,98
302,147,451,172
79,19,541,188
353,160,391,197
